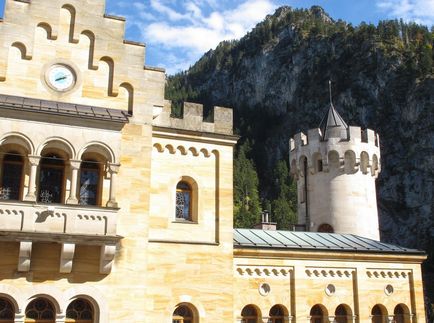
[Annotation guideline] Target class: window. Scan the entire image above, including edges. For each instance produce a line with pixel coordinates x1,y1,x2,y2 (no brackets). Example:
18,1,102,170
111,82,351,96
335,304,352,323
241,305,258,323
66,299,94,323
79,160,101,206
172,305,193,323
0,152,24,200
176,181,192,221
371,304,387,323
394,304,410,323
268,305,285,323
0,297,14,323
310,305,327,323
38,154,65,204
25,298,55,323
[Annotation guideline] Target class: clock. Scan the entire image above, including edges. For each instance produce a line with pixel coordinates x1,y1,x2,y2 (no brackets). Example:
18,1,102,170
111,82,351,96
46,64,76,92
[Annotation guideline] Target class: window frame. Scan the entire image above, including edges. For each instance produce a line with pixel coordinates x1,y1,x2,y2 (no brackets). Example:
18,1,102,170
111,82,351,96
175,180,194,222
79,159,103,207
0,152,25,201
37,153,66,204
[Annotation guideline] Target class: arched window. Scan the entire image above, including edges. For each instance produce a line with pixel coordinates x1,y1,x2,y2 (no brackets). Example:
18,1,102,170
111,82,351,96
394,304,410,323
318,223,334,233
176,181,192,221
172,305,193,323
241,305,258,323
0,152,24,200
25,298,55,323
0,297,14,323
66,299,93,323
335,304,352,323
79,160,101,206
371,304,387,323
269,305,286,323
38,154,65,204
310,304,327,323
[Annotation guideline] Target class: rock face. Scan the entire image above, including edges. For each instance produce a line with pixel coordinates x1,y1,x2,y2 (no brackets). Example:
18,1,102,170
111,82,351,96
167,5,434,313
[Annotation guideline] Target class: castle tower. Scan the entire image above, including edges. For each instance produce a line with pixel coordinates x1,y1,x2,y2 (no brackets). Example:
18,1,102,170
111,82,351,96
289,104,381,240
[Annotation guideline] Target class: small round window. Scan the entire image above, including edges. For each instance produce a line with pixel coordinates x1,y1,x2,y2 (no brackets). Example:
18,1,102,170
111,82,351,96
325,284,336,296
259,283,271,296
385,284,394,296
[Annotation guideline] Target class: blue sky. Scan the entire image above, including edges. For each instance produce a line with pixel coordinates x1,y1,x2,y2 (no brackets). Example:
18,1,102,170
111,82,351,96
1,0,433,74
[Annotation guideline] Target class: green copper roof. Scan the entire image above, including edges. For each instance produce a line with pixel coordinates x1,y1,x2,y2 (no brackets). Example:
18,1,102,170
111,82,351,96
233,229,424,255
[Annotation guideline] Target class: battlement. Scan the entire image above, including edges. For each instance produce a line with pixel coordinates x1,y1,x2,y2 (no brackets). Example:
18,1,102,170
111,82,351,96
289,126,381,178
152,101,233,136
290,126,379,151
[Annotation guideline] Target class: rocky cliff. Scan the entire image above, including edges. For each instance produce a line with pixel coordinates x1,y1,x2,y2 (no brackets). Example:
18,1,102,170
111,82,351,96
166,6,434,314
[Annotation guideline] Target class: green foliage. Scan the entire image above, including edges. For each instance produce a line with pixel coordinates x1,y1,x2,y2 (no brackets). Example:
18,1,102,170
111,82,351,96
233,141,261,228
265,160,297,230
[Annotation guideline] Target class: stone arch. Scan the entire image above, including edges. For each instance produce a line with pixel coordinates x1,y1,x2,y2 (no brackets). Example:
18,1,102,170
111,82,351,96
24,293,62,315
0,288,22,315
172,302,200,323
344,150,356,174
119,82,134,115
371,154,379,176
10,42,31,60
64,287,108,323
36,22,56,40
61,4,77,43
81,30,96,70
310,304,328,322
312,152,323,173
99,56,115,96
371,304,388,323
299,155,308,176
78,142,115,164
328,150,340,169
360,151,369,174
269,304,289,321
240,304,261,322
394,303,410,323
335,304,353,323
37,137,75,159
0,132,34,155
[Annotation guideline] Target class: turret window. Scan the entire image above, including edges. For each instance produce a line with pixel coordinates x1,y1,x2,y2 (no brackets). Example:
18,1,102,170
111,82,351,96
176,181,192,220
66,299,94,323
0,297,14,322
25,298,55,323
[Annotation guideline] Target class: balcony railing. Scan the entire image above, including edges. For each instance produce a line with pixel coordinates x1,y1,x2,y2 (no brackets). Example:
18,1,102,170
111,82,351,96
0,200,121,274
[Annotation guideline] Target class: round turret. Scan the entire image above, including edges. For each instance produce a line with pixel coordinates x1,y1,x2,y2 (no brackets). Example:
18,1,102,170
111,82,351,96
289,105,381,240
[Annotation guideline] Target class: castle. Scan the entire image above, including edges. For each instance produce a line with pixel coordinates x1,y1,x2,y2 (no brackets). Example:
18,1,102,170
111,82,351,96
0,0,427,322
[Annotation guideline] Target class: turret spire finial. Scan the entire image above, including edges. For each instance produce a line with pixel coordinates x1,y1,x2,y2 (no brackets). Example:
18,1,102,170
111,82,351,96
329,80,333,107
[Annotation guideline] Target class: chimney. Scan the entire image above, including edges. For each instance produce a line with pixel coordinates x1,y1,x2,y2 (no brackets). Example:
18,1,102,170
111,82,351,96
254,211,277,231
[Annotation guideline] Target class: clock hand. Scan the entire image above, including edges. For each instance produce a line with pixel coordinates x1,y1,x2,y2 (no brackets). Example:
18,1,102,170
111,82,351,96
55,76,67,81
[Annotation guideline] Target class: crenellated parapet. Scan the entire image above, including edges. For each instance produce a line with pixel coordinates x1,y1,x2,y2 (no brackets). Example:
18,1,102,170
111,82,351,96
289,126,381,179
153,100,233,135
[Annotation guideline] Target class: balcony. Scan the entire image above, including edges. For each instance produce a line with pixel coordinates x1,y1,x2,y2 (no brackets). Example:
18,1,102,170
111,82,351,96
0,200,121,274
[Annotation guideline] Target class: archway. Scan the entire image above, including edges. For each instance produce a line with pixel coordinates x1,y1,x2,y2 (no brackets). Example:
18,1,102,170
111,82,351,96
310,304,328,323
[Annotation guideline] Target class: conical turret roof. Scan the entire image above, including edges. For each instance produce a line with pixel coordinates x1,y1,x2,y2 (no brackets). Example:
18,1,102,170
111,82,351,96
319,103,348,140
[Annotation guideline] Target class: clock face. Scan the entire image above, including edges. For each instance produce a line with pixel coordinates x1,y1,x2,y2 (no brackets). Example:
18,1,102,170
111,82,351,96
47,65,75,92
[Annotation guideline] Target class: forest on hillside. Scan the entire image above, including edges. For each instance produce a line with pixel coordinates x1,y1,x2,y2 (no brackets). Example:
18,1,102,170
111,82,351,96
165,5,434,316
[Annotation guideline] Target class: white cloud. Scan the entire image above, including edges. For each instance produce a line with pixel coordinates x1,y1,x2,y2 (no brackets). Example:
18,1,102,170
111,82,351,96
376,0,434,25
118,0,278,73
143,0,277,52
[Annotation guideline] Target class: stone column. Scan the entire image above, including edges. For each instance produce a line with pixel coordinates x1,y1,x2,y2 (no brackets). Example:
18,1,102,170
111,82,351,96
14,313,25,323
106,163,120,208
66,160,81,204
24,155,40,202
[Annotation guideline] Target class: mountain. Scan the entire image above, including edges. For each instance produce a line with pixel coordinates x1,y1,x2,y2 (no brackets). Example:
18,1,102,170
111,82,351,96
165,5,434,314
